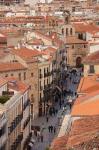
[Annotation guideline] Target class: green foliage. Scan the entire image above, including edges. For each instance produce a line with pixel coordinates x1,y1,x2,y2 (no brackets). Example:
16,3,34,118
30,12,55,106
0,95,10,104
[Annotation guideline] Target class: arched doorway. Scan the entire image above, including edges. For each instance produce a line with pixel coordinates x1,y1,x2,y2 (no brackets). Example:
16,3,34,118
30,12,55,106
76,57,82,68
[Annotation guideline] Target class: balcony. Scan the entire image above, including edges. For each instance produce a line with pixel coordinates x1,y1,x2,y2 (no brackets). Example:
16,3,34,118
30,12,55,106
23,115,30,130
23,99,30,110
39,74,43,79
9,113,23,135
44,72,51,78
40,86,43,91
11,132,23,150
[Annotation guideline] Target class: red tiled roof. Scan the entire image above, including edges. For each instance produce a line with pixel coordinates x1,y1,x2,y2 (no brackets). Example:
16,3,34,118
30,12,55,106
83,50,99,64
27,38,43,45
77,75,99,93
73,23,99,34
71,75,99,116
0,62,27,72
51,136,68,150
66,36,88,44
0,50,9,59
0,77,7,87
51,116,99,150
11,48,41,61
7,77,29,93
67,116,99,148
71,96,99,116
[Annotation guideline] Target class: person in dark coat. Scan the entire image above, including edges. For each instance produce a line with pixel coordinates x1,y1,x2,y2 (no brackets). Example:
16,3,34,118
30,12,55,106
50,125,53,133
54,127,56,134
46,116,49,122
41,135,43,142
48,126,51,133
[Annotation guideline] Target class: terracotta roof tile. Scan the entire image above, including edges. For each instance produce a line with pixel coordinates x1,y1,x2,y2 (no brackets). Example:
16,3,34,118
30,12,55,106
7,77,29,93
71,96,99,116
11,48,41,61
27,38,43,45
67,116,99,148
83,50,99,64
51,116,99,150
73,23,99,34
77,75,99,93
66,36,88,44
0,62,27,72
0,77,7,87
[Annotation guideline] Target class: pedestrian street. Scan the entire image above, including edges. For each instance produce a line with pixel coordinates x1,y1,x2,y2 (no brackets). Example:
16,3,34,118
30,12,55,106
30,68,82,150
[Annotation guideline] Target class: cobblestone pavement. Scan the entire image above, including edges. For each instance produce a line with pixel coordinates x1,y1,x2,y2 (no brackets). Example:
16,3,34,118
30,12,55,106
31,70,81,150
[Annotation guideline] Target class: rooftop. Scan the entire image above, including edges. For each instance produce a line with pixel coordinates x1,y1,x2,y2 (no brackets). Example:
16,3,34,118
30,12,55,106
11,48,41,61
83,50,99,64
0,78,7,87
0,62,27,72
73,23,99,34
66,36,88,44
7,77,29,93
51,116,99,150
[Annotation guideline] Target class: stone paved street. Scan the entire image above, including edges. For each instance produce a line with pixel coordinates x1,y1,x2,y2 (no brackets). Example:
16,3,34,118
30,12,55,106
30,69,81,150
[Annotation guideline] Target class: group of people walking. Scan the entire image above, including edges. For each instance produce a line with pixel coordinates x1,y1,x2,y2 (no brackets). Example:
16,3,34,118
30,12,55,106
48,125,56,134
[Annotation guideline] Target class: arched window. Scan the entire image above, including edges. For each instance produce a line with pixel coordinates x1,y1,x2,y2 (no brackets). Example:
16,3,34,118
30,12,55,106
66,28,68,36
62,28,64,35
70,28,73,35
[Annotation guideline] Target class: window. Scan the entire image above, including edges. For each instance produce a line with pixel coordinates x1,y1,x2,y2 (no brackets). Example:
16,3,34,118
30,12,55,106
84,45,86,48
70,28,73,35
31,103,33,115
38,7,41,11
89,65,95,73
29,85,31,90
31,94,34,103
19,73,21,81
47,78,48,84
31,73,33,77
66,28,68,36
40,81,41,87
72,45,74,49
49,21,51,26
44,68,46,77
47,67,48,73
44,80,45,87
39,69,41,74
24,72,26,80
5,74,8,77
11,73,13,76
49,7,51,11
62,28,64,35
40,93,42,102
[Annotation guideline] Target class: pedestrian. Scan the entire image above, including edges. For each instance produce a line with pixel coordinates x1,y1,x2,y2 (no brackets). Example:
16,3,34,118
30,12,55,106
59,101,61,108
70,76,71,81
54,127,56,134
55,109,58,114
48,126,50,133
53,108,55,116
50,125,53,133
37,133,40,142
46,116,49,122
41,135,43,142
